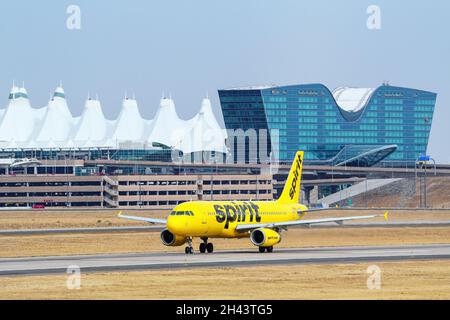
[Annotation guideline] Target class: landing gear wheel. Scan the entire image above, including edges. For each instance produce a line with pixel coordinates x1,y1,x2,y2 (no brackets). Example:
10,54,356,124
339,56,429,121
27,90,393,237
199,243,206,253
267,246,273,253
258,246,266,253
206,243,214,253
185,237,194,254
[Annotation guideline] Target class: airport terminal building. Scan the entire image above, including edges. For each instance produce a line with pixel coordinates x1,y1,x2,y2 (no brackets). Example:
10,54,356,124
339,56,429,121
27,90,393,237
0,82,438,208
0,85,227,162
219,83,436,166
0,85,269,208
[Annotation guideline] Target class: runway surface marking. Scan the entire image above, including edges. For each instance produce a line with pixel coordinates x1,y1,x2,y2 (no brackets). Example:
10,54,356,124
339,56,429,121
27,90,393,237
1,244,450,276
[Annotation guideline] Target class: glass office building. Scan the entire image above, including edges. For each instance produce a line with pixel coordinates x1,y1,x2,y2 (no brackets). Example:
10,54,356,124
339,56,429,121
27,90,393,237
218,83,436,166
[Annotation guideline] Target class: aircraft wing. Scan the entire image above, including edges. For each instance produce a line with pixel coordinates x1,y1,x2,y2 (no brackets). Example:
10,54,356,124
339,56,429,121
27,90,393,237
117,212,167,225
235,211,388,232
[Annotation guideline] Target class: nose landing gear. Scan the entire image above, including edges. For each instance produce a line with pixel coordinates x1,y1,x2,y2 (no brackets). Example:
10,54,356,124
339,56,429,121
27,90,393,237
258,246,274,253
185,237,194,254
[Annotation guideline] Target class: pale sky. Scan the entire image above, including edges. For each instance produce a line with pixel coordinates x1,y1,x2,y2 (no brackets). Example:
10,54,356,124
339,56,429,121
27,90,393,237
0,0,449,162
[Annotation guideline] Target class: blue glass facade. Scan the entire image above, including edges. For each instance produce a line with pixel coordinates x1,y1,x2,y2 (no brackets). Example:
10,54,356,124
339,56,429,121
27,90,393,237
218,84,436,165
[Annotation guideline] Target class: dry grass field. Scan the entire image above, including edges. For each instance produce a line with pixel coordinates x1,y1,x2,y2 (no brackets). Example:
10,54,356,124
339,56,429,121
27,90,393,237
1,226,450,258
0,209,449,230
0,209,168,230
1,260,450,299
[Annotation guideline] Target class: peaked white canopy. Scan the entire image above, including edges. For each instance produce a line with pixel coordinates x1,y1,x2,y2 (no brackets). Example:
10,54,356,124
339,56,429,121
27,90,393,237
110,97,146,143
0,87,227,154
146,97,189,149
0,85,40,145
34,87,75,147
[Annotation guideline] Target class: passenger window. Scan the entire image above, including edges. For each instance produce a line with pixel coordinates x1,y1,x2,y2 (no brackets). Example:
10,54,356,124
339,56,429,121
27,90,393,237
176,211,184,215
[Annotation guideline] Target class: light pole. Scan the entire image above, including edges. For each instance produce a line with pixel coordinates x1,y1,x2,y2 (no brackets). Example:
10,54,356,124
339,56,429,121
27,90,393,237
415,155,436,208
65,155,69,207
210,159,217,201
137,181,144,208
210,161,213,201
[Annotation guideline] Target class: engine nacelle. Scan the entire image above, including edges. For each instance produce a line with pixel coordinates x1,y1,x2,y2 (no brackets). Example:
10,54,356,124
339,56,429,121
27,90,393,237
160,229,187,247
250,228,281,247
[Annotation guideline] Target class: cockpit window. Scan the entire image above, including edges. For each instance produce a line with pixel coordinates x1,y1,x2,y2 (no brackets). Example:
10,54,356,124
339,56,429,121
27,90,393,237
170,211,195,216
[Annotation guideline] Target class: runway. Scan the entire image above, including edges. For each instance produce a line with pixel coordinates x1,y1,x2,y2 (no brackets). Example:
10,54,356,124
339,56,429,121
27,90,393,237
1,244,450,276
2,220,450,236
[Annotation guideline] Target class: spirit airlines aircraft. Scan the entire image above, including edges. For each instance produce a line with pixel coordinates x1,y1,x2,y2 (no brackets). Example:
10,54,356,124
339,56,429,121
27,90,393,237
119,151,388,254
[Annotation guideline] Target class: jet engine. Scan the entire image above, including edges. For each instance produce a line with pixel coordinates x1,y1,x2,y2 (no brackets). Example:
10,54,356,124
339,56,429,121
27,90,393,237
160,229,187,246
250,228,281,247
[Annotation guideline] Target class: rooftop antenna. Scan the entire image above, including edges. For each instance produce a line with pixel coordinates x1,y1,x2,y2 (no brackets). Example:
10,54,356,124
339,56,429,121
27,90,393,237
162,91,165,99
206,91,209,99
132,92,136,100
59,80,63,88
12,80,15,87
125,91,128,100
22,80,25,88
96,93,99,101
87,92,91,100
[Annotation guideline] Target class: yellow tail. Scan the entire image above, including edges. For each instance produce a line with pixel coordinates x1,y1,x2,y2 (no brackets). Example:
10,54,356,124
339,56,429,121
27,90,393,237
277,151,304,203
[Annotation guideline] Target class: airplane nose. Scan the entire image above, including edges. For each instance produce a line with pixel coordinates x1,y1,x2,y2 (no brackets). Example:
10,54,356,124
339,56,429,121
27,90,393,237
167,216,187,234
167,216,176,233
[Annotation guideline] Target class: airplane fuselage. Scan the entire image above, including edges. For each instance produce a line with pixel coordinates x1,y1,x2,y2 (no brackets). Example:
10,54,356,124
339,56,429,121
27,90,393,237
167,200,308,238
119,151,385,254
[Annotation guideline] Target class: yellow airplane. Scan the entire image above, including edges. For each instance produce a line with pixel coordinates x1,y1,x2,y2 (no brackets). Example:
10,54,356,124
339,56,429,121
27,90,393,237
119,151,388,254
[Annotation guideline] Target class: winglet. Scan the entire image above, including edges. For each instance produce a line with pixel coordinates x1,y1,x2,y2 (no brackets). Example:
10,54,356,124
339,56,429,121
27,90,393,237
383,211,389,221
117,211,123,217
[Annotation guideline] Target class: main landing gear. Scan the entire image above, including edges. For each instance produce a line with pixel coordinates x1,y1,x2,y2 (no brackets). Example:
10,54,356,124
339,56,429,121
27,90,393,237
184,237,214,254
258,246,274,253
199,237,214,254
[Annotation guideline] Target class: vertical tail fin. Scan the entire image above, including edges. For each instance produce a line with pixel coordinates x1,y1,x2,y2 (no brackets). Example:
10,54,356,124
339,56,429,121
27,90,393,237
277,151,304,203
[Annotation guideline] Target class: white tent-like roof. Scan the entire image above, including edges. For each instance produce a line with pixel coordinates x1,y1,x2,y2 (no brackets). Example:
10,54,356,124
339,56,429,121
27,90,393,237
0,108,5,121
0,85,37,145
182,98,226,153
110,97,146,144
34,87,74,148
181,111,226,154
0,86,227,154
146,97,189,149
71,97,113,147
